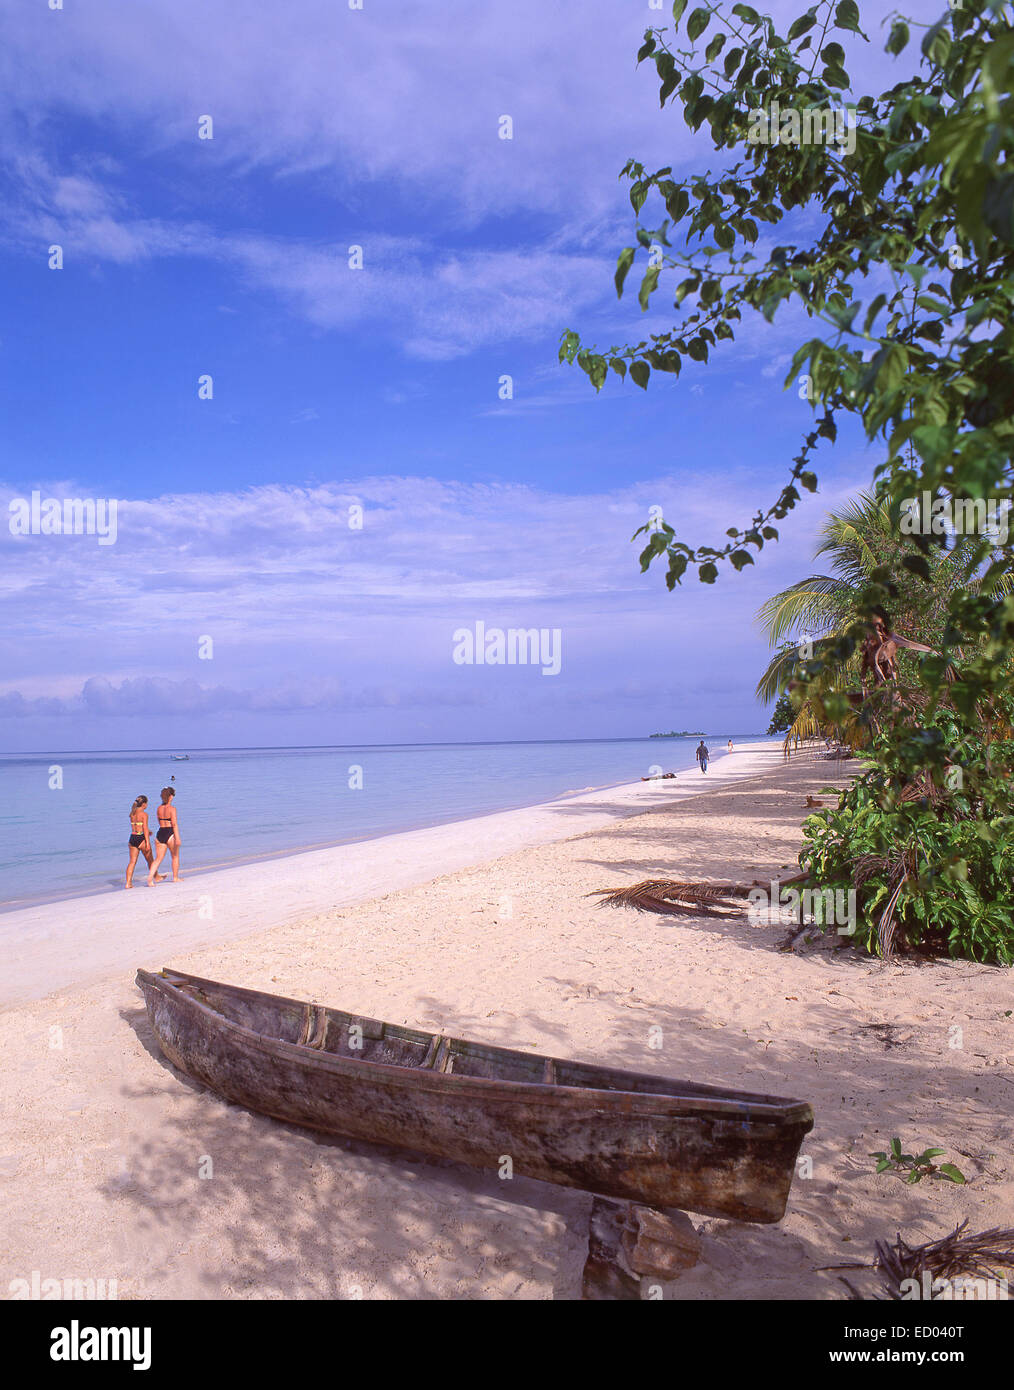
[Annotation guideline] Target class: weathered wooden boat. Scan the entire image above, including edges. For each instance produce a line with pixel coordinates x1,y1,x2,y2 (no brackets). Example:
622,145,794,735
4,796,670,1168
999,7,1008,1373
135,967,814,1222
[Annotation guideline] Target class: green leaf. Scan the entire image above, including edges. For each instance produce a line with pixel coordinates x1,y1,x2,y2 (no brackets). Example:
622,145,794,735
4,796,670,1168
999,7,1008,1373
558,330,580,364
800,471,818,492
937,1163,966,1184
983,173,1014,245
789,11,817,41
672,0,688,21
666,552,688,588
586,354,608,391
614,247,635,298
687,7,710,41
681,73,704,106
698,562,718,583
705,32,726,63
665,187,690,221
834,0,863,37
639,266,661,311
863,293,886,335
822,64,850,90
724,46,743,77
875,343,908,393
886,20,909,55
732,3,760,24
659,64,680,106
629,359,651,390
922,19,951,68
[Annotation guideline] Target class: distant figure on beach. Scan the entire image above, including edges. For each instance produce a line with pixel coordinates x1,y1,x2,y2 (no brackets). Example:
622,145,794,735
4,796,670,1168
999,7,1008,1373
727,739,733,751
126,795,157,889
148,787,182,885
696,740,710,774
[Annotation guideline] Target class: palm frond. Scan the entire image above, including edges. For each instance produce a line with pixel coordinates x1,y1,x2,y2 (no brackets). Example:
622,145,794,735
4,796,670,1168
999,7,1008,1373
754,578,852,647
875,1222,1014,1300
781,701,829,754
813,491,893,582
589,879,749,916
755,635,850,703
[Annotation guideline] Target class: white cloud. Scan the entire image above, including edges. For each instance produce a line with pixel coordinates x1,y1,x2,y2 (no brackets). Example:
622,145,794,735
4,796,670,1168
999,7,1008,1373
0,467,872,719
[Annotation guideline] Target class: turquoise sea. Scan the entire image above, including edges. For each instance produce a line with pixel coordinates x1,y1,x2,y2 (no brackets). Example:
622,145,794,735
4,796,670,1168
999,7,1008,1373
0,735,766,908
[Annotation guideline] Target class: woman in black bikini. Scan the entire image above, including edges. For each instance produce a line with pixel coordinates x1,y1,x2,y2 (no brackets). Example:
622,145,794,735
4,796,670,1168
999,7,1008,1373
126,795,156,889
147,786,182,886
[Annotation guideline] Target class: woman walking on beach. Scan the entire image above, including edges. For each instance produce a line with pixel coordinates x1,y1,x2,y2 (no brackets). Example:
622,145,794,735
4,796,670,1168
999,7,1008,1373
126,795,156,889
147,787,182,885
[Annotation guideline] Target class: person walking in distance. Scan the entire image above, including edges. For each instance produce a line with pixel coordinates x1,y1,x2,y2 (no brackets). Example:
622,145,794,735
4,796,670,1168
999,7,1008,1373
696,740,710,774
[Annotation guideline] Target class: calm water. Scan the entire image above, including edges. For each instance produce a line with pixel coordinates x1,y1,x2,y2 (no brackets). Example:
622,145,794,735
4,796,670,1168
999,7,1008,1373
0,736,759,908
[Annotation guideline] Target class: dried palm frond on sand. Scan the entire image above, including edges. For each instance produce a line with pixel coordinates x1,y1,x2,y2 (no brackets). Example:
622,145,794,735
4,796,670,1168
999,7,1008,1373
588,880,743,917
832,1222,1014,1300
589,874,807,917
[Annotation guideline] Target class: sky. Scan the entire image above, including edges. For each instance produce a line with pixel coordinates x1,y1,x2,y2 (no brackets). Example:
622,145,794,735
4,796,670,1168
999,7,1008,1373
0,0,923,751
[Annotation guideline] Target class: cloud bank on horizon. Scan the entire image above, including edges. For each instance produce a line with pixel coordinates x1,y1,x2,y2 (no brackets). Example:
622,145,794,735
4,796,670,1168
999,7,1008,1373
0,0,901,749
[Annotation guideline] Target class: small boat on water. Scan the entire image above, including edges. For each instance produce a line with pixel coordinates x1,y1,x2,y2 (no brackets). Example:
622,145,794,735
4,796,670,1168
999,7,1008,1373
135,968,813,1222
170,754,190,761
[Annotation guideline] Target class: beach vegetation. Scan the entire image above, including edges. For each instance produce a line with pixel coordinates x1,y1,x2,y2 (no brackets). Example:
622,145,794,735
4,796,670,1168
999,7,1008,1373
766,691,795,735
562,0,1014,964
756,495,1014,965
870,1137,967,1185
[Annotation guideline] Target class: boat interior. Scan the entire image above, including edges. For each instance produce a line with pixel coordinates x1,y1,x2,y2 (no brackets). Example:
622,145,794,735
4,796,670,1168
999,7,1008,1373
156,969,797,1108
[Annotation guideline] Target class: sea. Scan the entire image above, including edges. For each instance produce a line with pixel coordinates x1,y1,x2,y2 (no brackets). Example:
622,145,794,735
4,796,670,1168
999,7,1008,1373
0,735,766,909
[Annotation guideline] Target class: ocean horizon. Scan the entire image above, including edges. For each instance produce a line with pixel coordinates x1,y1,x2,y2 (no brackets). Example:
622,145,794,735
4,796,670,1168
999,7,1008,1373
0,734,770,910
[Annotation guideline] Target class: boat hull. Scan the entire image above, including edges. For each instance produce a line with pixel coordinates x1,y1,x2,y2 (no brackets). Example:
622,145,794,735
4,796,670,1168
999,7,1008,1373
136,969,813,1222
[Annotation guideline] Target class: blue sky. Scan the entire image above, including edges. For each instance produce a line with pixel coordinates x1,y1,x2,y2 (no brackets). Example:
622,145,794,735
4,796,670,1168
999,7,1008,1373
0,0,907,751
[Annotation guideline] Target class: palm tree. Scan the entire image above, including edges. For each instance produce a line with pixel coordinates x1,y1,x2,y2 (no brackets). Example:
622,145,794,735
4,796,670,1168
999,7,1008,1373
754,491,1009,751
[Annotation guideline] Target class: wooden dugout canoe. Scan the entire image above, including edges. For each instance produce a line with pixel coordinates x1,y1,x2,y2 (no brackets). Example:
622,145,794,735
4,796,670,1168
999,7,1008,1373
135,967,814,1222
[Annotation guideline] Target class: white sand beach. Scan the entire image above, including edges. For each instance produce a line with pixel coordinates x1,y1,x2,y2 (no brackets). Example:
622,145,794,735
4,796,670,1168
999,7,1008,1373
1,743,1011,1300
1,743,777,1009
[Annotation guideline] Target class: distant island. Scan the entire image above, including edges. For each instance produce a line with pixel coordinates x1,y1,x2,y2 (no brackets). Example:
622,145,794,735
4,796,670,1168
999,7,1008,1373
650,730,705,738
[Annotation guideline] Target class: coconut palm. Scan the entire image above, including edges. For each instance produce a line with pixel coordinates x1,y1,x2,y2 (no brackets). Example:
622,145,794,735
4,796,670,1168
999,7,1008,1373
755,491,1011,751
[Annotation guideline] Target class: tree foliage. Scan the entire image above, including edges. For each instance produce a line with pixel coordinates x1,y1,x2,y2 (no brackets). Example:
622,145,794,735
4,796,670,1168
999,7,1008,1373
562,1,1014,959
766,689,796,734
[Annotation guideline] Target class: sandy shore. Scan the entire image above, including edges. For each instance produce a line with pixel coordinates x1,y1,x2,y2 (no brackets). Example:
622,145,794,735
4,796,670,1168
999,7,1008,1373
1,742,776,1009
2,744,1011,1300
